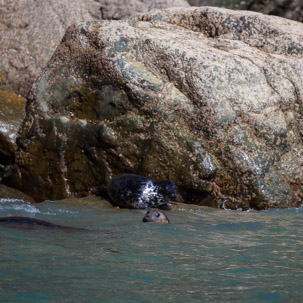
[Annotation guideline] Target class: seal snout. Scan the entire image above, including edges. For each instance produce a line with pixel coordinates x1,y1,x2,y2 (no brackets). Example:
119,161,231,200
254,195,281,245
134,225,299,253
142,210,170,223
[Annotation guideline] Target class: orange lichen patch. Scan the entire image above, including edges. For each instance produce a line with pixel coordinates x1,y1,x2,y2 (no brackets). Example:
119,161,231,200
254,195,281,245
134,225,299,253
0,89,26,107
0,88,26,120
0,71,6,83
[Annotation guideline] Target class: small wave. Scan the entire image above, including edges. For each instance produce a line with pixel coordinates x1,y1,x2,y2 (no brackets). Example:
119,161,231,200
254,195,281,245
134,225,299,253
0,198,41,215
43,209,79,216
0,199,80,219
210,221,262,230
40,200,80,216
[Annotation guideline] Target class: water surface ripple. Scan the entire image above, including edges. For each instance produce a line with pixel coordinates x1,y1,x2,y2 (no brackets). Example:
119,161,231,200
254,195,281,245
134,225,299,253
0,198,302,302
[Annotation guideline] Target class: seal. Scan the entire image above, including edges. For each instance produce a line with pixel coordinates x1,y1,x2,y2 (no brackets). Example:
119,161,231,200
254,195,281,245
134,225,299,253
142,210,170,223
0,216,82,231
107,174,177,209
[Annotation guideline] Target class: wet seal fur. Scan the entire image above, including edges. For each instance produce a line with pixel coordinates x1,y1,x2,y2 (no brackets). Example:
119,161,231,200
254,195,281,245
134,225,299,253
107,174,177,209
0,216,83,231
142,210,170,223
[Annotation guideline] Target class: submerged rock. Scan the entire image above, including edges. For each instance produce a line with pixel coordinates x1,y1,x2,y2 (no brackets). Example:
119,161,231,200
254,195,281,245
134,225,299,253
0,216,82,231
13,7,303,210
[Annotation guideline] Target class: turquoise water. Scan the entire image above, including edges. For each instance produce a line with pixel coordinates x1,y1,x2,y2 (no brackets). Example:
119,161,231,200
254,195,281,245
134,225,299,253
1,198,303,302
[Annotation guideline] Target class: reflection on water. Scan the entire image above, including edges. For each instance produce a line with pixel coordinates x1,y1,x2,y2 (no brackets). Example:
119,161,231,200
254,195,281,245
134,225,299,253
0,198,303,302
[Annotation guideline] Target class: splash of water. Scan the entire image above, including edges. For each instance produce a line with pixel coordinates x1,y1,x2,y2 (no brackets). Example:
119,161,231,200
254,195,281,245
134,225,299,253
0,198,41,216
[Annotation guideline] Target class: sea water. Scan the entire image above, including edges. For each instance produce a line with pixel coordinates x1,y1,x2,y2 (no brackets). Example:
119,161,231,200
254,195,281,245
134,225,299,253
0,198,303,303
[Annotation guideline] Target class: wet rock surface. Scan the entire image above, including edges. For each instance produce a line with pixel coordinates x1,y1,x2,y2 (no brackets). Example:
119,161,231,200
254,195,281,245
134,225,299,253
0,72,26,170
0,184,35,203
54,195,113,208
12,7,303,210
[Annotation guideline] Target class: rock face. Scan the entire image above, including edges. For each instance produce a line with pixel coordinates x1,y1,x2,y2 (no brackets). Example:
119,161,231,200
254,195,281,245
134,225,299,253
0,184,35,203
269,0,303,23
13,7,303,209
0,0,189,98
0,71,26,178
188,0,303,23
0,0,97,97
188,0,252,10
99,0,189,20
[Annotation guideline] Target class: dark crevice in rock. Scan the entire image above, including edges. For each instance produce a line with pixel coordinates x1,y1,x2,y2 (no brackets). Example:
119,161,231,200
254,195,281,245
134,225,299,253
0,153,14,167
177,187,218,208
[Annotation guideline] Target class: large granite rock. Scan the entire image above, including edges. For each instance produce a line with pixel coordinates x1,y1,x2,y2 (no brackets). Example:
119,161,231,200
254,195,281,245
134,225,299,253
0,0,96,97
99,0,189,19
13,7,303,210
0,0,189,98
188,0,303,23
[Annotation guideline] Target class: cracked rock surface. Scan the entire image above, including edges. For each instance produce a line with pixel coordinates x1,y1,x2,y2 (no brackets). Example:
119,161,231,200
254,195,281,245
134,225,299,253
13,7,303,209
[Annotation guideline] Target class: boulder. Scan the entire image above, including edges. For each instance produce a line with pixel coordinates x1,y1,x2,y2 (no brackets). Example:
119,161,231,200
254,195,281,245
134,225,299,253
13,7,303,210
188,0,303,23
0,0,189,98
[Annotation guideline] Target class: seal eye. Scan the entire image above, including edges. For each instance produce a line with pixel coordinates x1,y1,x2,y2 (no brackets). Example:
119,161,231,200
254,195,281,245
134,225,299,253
155,212,160,217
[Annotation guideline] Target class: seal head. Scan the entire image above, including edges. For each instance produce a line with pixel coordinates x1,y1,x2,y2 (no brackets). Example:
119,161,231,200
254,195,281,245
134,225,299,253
142,210,170,223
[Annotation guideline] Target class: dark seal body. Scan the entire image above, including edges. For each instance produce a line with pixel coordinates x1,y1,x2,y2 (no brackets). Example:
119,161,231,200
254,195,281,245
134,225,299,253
107,174,177,209
0,216,81,231
142,210,170,223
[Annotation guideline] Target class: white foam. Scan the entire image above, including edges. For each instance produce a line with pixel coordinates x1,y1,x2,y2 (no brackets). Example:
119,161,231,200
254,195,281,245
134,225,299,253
0,198,40,214
43,208,79,216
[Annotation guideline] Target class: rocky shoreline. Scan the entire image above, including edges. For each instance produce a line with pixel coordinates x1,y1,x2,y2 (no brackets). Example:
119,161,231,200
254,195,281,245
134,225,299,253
1,1,303,210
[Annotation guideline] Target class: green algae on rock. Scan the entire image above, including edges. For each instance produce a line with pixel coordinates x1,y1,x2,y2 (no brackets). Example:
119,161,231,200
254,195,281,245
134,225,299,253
13,7,303,210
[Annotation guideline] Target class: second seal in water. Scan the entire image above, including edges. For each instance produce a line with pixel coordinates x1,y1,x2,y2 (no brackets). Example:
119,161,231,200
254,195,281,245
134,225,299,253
107,174,177,209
